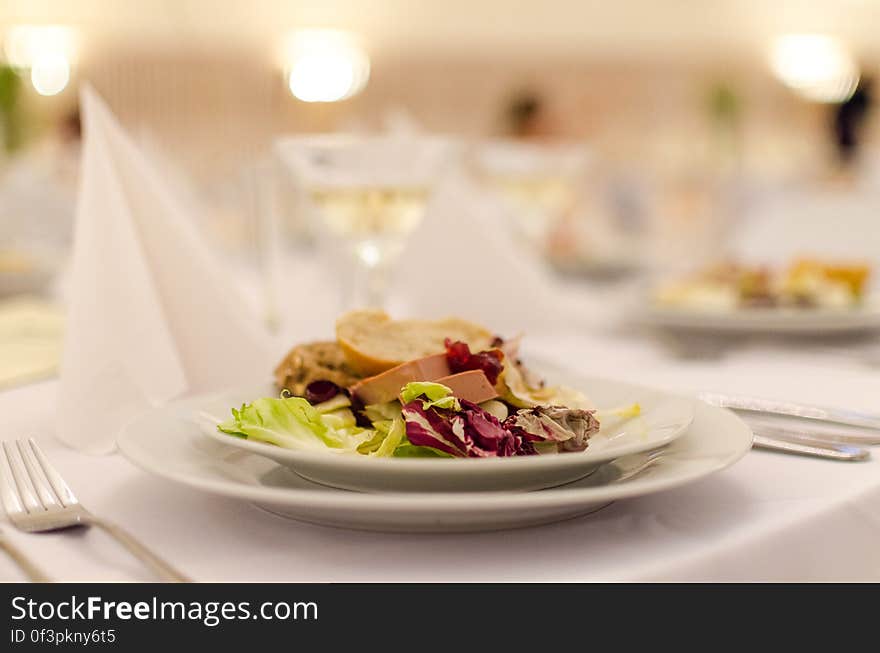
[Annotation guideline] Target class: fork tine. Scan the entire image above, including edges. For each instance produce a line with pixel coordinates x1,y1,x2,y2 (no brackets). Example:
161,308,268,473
1,442,42,513
16,441,61,510
27,439,77,507
0,446,26,516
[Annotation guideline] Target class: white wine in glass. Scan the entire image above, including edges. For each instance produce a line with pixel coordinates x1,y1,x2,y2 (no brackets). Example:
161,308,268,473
474,141,589,250
277,136,451,309
309,186,429,240
484,175,576,245
309,186,430,306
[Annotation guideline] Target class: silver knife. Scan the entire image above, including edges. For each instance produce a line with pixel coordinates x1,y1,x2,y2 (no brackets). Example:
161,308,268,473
752,434,870,461
744,418,880,446
698,392,880,432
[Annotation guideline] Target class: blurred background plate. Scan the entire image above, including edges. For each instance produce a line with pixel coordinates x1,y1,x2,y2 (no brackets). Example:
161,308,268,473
637,299,880,335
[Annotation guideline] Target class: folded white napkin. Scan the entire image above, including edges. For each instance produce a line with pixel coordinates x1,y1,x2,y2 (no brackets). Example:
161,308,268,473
57,86,273,454
392,169,587,335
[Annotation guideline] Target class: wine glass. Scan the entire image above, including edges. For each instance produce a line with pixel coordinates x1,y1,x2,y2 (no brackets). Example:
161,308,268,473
472,140,590,250
276,135,452,310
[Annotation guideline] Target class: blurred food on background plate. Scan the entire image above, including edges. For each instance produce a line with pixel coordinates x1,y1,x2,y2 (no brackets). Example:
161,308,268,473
0,249,35,273
0,248,58,297
0,296,65,388
654,258,872,311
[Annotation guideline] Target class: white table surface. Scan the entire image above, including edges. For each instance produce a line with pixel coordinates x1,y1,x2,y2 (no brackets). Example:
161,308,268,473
1,315,879,583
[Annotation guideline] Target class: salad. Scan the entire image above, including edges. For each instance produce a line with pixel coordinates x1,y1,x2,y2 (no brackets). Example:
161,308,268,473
217,312,639,459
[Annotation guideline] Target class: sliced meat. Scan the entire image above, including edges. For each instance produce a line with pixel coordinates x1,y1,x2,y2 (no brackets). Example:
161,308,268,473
349,353,451,405
428,370,499,405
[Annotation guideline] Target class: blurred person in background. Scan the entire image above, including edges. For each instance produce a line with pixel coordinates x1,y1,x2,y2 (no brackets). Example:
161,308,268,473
831,76,874,175
502,88,559,140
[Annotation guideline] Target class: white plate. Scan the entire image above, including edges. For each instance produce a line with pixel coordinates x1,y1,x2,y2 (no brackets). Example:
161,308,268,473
638,300,880,335
191,373,694,492
117,396,751,533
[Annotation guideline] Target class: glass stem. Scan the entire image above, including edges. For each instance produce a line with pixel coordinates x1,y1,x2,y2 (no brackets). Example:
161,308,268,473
348,240,391,309
364,261,390,309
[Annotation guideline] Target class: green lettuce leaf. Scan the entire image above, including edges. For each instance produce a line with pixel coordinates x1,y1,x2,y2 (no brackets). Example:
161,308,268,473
373,416,406,457
363,401,402,423
399,382,460,411
311,394,352,413
320,408,358,430
356,429,387,454
218,396,371,452
392,444,453,458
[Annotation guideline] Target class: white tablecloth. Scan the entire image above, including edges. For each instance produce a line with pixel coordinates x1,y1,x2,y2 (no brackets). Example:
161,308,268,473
2,312,879,582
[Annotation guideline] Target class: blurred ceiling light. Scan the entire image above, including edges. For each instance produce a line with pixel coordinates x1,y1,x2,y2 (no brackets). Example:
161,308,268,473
31,53,70,96
3,25,77,68
770,34,859,103
3,25,76,96
283,30,369,102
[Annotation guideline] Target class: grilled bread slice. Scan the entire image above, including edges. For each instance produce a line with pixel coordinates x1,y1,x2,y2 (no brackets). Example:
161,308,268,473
335,309,495,376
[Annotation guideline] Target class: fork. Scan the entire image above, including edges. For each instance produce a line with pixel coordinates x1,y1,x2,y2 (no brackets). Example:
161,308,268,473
0,438,191,583
613,448,667,482
0,526,50,582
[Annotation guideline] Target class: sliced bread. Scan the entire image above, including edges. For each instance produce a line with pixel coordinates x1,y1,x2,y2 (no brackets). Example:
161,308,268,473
335,309,495,376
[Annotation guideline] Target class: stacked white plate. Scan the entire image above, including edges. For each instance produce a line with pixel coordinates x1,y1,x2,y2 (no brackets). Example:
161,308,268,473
118,363,753,532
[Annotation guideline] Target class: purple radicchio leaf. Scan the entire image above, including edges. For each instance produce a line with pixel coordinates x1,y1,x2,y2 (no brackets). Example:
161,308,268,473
504,406,600,452
458,399,524,457
401,401,471,457
401,399,535,458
